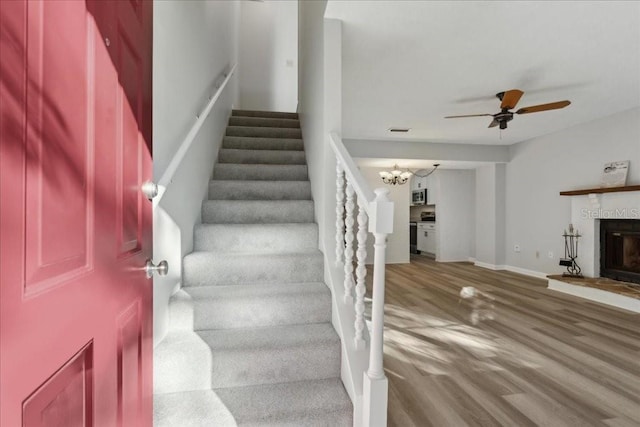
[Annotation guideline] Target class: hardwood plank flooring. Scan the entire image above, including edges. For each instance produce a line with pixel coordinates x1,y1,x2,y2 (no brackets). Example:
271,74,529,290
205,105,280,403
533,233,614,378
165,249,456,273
366,255,640,427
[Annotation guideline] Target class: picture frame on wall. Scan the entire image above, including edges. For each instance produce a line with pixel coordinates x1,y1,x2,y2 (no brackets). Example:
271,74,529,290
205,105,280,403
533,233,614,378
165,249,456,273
601,160,629,188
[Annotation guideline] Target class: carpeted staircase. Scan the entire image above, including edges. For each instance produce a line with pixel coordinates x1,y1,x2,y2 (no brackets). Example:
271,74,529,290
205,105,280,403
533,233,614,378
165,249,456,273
154,110,353,426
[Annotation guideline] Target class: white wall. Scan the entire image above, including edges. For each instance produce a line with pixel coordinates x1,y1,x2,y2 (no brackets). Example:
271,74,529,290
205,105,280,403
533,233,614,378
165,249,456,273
239,0,298,112
298,0,330,254
435,170,475,262
475,164,506,267
360,168,410,264
505,107,640,276
153,0,240,345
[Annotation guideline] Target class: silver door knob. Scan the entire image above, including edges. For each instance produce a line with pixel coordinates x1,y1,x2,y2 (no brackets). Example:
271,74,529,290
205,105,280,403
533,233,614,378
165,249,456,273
145,259,168,278
141,181,159,200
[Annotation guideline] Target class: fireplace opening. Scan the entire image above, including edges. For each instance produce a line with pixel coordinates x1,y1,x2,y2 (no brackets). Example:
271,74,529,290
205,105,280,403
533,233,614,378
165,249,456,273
600,219,640,285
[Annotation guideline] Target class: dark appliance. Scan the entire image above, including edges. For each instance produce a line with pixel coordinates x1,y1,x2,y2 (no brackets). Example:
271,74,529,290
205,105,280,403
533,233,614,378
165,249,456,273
411,189,427,206
410,222,419,254
420,211,436,222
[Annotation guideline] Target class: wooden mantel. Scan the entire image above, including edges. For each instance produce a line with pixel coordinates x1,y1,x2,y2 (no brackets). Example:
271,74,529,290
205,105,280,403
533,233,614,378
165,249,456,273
559,185,640,196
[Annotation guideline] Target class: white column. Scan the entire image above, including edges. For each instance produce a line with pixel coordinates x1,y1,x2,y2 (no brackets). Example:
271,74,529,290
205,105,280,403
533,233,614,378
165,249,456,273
354,198,368,349
343,181,355,304
335,162,345,266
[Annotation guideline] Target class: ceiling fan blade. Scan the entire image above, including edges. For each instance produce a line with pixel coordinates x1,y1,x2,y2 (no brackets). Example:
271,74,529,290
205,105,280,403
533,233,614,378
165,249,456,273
500,89,524,110
516,100,571,115
444,113,493,119
488,119,499,128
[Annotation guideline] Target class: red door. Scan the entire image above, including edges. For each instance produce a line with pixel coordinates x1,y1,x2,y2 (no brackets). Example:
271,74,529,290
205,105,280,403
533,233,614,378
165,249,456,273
0,1,153,425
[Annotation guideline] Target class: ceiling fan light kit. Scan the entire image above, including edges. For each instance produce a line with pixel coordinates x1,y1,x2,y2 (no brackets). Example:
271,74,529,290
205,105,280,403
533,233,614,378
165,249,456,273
445,89,571,130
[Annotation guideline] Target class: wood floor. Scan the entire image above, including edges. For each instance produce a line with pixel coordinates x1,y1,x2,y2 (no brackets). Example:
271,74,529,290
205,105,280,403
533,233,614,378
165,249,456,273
367,255,640,427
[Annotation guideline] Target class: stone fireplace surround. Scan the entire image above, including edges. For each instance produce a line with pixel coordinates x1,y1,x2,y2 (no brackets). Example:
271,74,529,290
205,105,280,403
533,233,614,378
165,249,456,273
547,188,640,313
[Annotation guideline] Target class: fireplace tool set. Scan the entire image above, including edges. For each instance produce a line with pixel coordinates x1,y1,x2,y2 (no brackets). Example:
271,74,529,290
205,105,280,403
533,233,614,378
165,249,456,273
560,224,583,277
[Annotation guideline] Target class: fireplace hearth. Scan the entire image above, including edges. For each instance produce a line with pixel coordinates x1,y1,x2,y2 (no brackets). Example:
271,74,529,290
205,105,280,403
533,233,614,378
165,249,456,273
600,219,640,285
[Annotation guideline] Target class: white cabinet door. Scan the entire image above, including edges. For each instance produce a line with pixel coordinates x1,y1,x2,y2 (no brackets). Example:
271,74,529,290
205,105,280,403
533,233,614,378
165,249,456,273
416,225,427,251
426,229,437,254
426,175,437,205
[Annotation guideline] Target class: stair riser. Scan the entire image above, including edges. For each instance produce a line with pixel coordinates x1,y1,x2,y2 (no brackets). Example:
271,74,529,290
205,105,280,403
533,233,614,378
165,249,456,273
202,200,314,224
229,116,300,129
183,253,324,286
222,136,304,151
191,292,331,330
194,224,318,252
213,164,308,181
232,109,298,120
218,149,306,165
226,126,302,139
209,180,312,200
208,340,341,389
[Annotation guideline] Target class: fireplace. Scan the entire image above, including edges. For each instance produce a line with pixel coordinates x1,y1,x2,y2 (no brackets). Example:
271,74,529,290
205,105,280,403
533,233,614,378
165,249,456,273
600,219,640,285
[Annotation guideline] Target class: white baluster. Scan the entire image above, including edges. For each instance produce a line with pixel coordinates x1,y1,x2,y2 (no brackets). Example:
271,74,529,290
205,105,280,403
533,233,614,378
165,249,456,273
343,181,355,304
354,198,368,349
335,162,345,266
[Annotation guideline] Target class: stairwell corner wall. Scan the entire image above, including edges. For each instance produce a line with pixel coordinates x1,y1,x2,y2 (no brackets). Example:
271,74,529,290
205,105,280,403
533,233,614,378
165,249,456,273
152,0,240,346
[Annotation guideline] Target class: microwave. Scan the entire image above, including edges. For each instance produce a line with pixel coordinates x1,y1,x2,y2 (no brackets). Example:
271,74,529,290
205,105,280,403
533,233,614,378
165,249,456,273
411,189,427,206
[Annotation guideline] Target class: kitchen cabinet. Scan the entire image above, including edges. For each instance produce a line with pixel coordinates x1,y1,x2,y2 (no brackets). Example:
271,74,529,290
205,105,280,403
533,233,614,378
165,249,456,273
410,175,427,191
424,175,437,205
417,222,437,255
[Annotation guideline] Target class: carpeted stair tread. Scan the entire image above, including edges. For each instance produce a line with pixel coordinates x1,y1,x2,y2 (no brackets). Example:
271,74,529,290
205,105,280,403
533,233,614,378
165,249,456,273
194,223,318,253
182,282,331,330
154,389,237,427
208,180,312,200
213,163,308,181
218,148,306,165
154,330,212,394
232,109,298,120
197,323,341,388
226,126,302,139
182,250,324,286
229,116,300,129
202,200,314,224
222,136,304,151
214,378,353,426
154,378,352,427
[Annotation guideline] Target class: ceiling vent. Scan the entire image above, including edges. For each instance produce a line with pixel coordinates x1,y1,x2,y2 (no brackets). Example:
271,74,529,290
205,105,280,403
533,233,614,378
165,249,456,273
388,127,411,133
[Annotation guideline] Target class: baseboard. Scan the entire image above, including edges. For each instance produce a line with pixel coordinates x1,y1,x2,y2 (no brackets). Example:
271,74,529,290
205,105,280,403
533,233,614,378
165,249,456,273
473,261,548,280
468,257,476,263
503,265,549,280
474,261,507,271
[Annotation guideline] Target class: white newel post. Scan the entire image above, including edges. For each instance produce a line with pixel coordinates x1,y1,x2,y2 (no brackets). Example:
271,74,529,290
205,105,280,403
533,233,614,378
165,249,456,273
343,181,356,304
354,198,368,349
335,162,345,266
363,188,393,427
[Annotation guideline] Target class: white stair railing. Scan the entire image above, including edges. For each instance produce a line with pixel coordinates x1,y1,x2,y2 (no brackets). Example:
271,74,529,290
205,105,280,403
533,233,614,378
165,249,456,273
329,132,393,427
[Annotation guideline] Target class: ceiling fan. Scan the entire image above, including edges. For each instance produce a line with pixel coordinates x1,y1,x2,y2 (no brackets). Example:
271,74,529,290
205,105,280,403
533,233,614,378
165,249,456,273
445,89,571,130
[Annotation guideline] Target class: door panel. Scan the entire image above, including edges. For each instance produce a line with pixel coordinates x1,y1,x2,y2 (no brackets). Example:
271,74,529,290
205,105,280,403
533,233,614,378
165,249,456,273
22,342,94,427
23,0,95,294
0,1,153,425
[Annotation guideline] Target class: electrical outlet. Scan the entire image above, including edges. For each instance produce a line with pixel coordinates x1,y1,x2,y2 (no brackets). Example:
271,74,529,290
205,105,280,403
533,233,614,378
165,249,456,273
548,251,554,259
514,244,521,253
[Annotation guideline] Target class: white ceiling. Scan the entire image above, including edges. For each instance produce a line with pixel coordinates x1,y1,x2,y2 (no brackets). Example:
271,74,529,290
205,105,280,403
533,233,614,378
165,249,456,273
325,1,640,146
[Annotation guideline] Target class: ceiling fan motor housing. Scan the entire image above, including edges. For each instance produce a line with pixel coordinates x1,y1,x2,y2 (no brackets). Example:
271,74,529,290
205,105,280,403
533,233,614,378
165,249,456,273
495,110,513,129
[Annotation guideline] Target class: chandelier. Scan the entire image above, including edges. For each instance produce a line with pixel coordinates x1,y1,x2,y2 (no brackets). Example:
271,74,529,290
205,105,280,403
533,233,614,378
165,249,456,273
378,163,440,185
378,164,413,185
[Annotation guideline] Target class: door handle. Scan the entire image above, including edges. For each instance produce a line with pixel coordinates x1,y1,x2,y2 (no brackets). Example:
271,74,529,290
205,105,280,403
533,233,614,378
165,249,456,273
145,259,168,278
141,181,159,200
